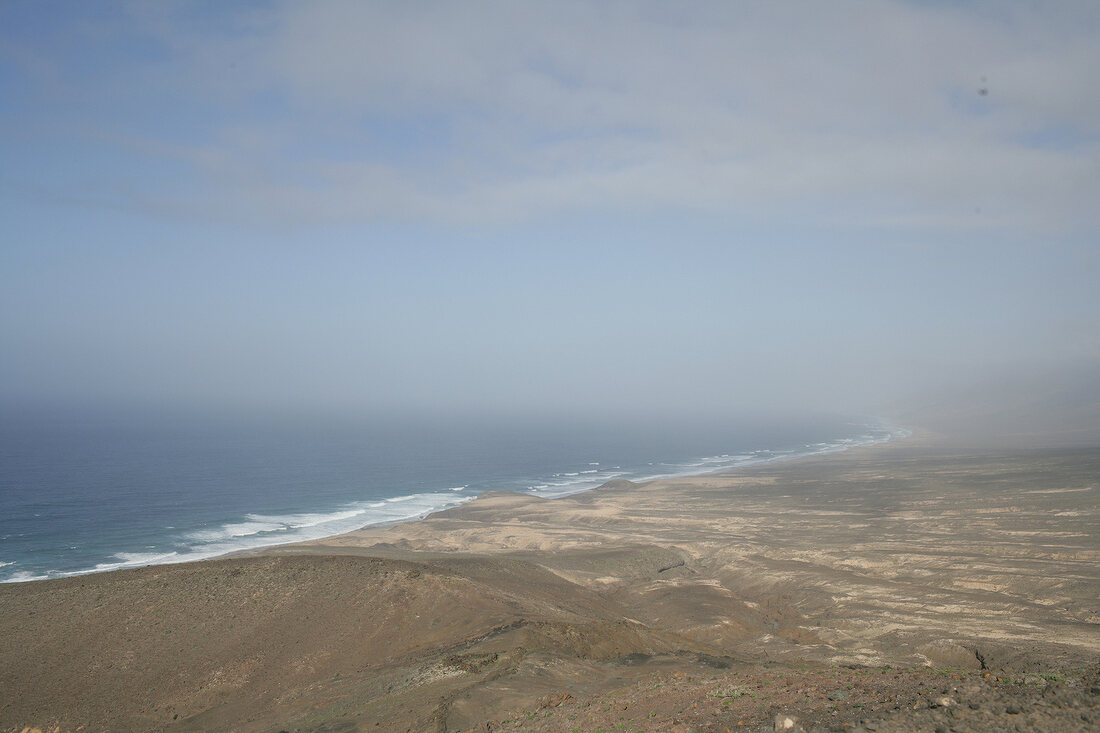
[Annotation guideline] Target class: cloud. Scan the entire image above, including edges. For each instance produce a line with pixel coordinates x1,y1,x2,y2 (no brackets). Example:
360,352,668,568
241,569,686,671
5,0,1100,233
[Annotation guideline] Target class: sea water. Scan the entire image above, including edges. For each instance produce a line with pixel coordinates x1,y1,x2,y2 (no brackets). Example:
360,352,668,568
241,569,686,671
0,413,908,583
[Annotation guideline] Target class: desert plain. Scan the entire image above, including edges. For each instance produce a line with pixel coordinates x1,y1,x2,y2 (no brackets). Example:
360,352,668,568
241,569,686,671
2,431,1098,732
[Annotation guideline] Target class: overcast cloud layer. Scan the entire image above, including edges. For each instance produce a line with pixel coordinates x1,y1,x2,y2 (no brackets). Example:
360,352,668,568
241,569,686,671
1,1,1098,427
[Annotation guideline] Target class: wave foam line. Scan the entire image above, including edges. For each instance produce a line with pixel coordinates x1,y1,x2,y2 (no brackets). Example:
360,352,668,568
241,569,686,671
626,422,910,484
2,492,472,584
527,470,629,498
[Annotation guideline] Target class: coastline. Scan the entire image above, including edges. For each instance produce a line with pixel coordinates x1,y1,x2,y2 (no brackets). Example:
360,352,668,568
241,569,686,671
255,423,926,557
241,421,916,559
3,429,1097,732
0,420,910,584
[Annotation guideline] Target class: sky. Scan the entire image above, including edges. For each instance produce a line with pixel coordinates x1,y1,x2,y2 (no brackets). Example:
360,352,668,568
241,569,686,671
1,1,1098,426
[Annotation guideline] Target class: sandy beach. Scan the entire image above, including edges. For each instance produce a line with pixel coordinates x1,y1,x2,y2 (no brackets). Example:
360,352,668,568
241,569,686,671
2,433,1098,732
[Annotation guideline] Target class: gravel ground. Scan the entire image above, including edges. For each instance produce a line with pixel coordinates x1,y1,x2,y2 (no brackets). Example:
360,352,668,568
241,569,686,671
491,664,1100,733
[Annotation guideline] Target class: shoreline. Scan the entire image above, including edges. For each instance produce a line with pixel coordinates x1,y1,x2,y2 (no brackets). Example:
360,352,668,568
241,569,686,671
1,420,912,585
261,424,927,557
267,423,938,560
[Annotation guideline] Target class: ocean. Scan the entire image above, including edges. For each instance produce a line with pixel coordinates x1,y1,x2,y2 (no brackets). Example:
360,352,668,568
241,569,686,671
0,413,908,583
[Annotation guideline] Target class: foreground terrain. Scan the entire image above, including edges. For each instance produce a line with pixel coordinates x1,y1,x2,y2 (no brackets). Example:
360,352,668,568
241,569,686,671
2,437,1098,731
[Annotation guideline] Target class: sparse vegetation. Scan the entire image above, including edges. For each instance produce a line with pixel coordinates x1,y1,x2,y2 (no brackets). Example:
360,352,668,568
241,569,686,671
710,684,751,699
